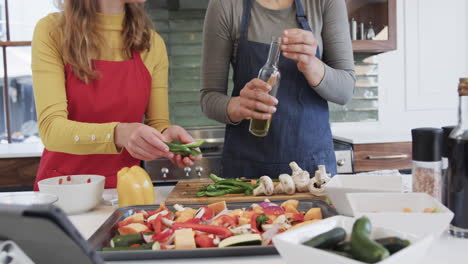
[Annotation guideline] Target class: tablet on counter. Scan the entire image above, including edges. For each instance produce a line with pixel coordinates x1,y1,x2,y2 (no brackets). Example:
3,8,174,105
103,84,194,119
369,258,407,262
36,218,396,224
0,204,103,264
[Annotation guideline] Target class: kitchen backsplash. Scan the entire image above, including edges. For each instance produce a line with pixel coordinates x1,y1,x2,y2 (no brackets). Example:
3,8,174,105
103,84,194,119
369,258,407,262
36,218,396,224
147,4,379,128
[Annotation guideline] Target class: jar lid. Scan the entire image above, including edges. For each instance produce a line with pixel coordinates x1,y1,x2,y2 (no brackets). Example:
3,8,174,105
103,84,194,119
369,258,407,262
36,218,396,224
442,126,456,157
412,128,443,162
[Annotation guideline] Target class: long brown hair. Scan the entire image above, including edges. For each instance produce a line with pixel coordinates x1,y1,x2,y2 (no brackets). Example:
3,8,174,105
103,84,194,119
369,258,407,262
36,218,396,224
56,0,153,82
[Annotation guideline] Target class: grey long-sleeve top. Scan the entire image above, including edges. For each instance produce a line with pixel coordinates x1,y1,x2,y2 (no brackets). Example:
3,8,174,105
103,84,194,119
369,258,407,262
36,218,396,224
201,0,356,124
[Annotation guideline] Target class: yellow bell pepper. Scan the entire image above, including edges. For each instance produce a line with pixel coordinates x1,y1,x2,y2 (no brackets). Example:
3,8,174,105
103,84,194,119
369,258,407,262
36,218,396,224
117,165,155,207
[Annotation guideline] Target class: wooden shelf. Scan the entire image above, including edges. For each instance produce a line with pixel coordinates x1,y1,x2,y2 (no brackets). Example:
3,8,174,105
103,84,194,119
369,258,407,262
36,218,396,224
0,41,32,47
346,0,397,53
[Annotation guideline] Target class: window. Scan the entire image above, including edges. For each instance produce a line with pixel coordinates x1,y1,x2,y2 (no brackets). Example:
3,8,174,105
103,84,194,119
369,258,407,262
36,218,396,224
0,0,57,144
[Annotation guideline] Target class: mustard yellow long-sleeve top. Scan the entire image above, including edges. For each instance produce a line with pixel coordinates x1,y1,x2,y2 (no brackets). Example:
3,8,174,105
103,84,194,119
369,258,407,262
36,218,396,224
31,12,171,155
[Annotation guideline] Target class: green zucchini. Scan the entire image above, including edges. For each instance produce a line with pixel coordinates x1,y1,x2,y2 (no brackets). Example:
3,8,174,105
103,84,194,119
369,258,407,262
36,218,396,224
110,234,144,248
335,241,352,253
218,234,262,248
350,216,390,263
303,227,346,249
325,249,355,259
375,237,411,254
104,241,160,251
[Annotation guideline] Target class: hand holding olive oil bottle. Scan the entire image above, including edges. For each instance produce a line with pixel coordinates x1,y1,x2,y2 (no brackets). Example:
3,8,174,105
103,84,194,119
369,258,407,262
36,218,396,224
249,36,282,137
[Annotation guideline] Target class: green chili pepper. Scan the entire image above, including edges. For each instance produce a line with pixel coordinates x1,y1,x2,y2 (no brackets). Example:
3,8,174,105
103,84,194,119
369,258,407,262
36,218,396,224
196,190,206,197
209,173,225,183
182,140,205,148
206,185,217,192
216,180,255,190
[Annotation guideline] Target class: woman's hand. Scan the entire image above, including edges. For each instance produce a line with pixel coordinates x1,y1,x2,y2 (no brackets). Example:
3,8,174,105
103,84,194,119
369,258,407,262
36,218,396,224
115,123,173,161
163,125,202,167
281,29,325,87
227,78,279,123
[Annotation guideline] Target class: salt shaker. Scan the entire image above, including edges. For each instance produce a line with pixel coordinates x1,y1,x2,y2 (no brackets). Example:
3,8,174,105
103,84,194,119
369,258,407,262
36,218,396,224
411,128,443,200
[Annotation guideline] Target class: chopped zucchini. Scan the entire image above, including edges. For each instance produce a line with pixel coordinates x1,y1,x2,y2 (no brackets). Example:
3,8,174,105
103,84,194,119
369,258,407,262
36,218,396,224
218,234,262,248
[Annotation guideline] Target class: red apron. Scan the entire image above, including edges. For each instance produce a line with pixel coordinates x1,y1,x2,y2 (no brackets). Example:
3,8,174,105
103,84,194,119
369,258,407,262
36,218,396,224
34,51,151,190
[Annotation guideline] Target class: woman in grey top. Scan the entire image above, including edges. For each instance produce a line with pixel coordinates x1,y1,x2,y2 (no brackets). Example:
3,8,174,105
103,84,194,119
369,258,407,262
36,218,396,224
201,0,355,179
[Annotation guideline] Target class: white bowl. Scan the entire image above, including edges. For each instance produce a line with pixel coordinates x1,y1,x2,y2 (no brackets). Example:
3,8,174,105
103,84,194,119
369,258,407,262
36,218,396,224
273,216,434,264
326,175,403,216
38,175,105,215
347,192,454,237
0,192,58,205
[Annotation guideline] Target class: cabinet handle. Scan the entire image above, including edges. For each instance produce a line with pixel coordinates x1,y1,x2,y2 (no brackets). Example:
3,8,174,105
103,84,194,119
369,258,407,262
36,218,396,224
367,154,408,160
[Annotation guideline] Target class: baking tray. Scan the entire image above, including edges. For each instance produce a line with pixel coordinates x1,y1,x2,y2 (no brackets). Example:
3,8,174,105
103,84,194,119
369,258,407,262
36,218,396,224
88,199,337,261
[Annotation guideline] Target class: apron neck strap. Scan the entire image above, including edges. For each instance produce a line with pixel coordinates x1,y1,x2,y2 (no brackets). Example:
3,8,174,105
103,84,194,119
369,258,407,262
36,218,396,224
294,0,311,31
240,0,253,41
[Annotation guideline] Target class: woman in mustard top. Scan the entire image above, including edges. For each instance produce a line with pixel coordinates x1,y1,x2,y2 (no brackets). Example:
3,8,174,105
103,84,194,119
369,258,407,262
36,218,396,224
32,0,200,189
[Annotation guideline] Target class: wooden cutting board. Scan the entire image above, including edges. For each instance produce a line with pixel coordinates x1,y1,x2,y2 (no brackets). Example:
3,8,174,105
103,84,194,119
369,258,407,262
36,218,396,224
165,180,325,204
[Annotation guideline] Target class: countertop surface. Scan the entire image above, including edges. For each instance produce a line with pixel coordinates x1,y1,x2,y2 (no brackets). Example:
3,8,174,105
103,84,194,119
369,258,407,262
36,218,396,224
0,187,466,263
18,186,464,264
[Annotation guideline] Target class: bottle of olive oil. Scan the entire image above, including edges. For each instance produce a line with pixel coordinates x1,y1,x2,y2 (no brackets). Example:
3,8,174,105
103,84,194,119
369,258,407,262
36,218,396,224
249,36,282,137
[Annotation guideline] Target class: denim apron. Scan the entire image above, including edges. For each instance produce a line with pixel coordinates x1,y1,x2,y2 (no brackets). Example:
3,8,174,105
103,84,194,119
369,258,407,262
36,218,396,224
222,0,337,178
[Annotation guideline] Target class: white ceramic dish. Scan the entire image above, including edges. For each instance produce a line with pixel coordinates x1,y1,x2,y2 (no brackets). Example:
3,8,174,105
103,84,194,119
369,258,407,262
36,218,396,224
326,175,403,216
38,175,105,215
273,215,434,264
347,192,454,236
0,192,58,205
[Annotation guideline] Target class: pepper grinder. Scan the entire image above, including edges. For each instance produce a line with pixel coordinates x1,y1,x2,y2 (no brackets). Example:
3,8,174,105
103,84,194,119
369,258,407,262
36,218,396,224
350,18,357,40
411,128,443,200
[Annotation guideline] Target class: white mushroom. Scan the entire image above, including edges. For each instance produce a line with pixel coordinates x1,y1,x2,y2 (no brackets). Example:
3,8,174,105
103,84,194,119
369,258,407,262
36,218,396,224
308,166,331,196
274,174,296,195
289,162,310,192
253,176,275,196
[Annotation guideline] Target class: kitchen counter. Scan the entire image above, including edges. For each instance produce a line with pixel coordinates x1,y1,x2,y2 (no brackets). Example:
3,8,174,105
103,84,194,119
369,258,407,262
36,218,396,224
61,186,468,264
332,127,412,144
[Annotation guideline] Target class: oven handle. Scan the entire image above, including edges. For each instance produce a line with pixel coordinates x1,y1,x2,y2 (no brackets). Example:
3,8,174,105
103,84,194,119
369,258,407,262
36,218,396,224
367,154,408,160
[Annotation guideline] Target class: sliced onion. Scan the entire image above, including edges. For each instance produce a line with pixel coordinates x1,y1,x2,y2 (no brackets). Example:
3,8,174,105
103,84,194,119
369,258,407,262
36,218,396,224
259,201,279,208
141,232,154,243
208,209,231,224
263,206,284,211
165,245,175,250
194,207,205,219
161,217,174,228
147,210,168,222
261,223,281,246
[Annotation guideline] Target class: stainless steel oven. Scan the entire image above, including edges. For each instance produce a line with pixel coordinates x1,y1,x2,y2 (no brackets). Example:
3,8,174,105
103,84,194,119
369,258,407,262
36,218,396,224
143,127,354,182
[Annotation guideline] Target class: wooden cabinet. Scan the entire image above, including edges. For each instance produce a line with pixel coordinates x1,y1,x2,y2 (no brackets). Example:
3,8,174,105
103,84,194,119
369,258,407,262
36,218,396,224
353,142,412,172
0,158,40,190
346,0,397,53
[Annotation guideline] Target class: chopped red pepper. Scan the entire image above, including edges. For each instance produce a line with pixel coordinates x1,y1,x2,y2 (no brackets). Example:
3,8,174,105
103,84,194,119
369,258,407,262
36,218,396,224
213,215,237,227
160,244,167,250
87,178,91,183
152,228,175,242
200,206,214,221
250,213,260,233
58,178,63,185
66,175,71,181
183,218,201,224
150,215,163,235
172,223,233,238
129,244,140,248
195,234,215,248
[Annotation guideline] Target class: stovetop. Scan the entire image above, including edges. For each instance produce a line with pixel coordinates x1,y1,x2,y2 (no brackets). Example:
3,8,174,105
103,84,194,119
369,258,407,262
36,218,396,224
143,127,354,182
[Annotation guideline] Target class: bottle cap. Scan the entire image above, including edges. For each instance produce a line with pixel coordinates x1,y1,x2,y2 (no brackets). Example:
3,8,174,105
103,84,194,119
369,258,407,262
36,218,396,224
411,128,443,162
442,126,455,157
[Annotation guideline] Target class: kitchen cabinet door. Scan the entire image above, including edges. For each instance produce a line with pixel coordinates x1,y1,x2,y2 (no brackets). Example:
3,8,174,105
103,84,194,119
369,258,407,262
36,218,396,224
404,0,467,111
